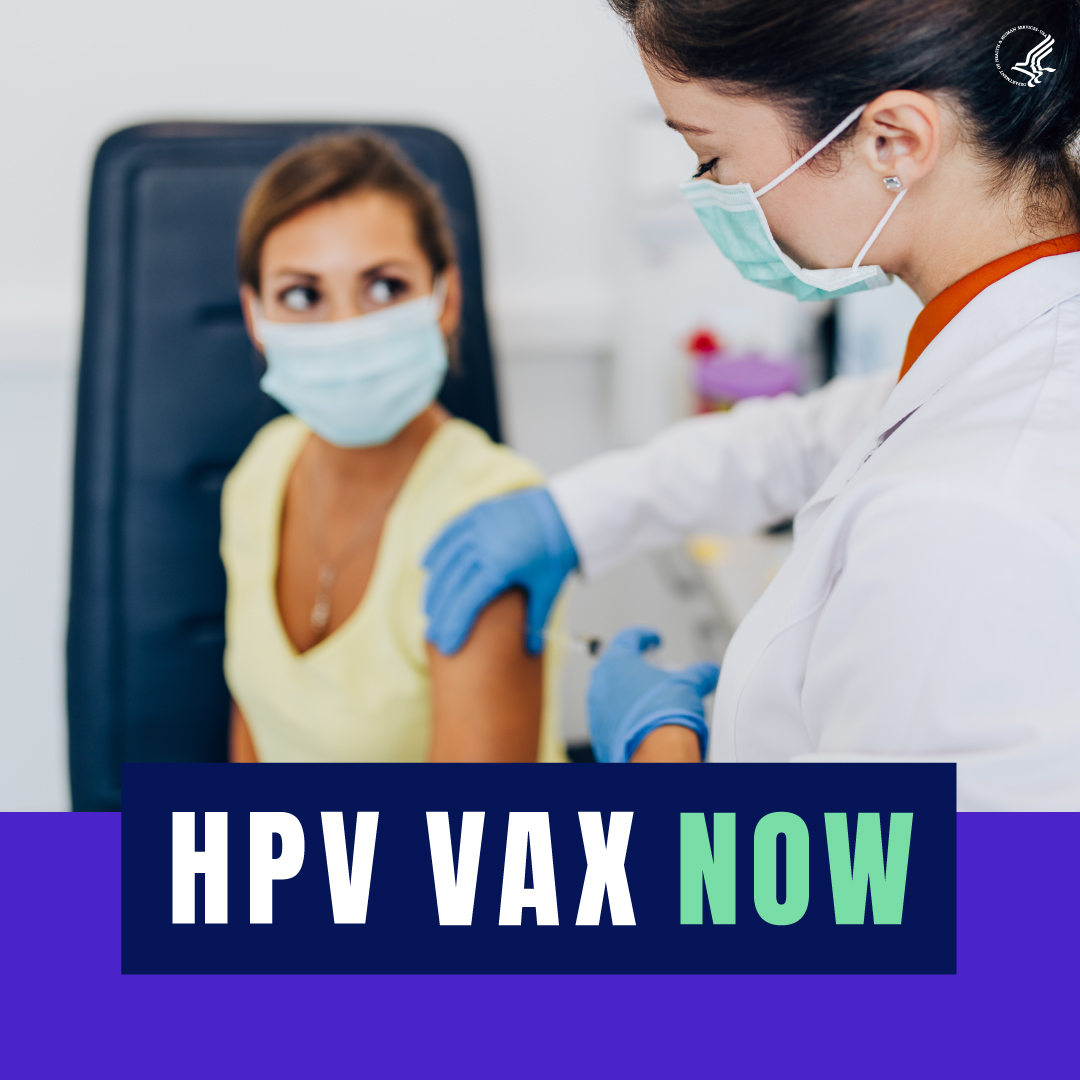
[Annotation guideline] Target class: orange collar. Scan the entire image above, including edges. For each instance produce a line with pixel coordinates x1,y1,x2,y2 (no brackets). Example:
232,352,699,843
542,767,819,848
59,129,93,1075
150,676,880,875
899,233,1080,381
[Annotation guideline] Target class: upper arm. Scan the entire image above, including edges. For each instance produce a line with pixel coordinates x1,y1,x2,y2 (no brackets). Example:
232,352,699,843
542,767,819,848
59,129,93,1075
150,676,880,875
426,589,543,761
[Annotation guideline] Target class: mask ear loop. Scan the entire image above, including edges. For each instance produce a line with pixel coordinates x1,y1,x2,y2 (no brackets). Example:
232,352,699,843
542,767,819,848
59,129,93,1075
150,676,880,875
851,188,907,268
744,101,906,272
431,273,456,366
431,274,449,317
249,297,267,350
753,105,867,198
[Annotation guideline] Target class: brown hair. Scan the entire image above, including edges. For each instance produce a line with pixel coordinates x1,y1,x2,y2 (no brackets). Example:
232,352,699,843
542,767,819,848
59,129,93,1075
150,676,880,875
608,0,1080,228
237,130,458,294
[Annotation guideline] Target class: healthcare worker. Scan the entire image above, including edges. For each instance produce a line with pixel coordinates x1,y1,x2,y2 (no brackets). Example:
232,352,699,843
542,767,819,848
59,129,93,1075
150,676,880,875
424,0,1080,809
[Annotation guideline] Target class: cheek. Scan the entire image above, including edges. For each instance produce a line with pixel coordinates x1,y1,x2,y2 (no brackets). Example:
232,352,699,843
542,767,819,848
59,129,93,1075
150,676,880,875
758,191,823,266
760,174,871,268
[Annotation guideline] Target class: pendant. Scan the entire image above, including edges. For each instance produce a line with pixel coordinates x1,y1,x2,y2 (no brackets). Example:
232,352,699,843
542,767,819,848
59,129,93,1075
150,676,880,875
310,595,331,632
311,564,336,632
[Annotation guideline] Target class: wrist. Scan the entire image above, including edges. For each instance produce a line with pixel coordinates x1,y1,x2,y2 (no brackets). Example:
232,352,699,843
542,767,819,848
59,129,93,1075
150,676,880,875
621,709,708,764
629,725,703,763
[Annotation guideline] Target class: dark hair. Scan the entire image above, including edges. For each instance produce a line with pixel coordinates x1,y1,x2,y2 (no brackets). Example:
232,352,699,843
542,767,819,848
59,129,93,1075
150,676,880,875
608,0,1080,227
237,131,457,293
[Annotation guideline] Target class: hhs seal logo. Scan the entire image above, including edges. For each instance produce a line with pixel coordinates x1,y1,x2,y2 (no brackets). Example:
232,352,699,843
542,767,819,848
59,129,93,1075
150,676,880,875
996,26,1057,87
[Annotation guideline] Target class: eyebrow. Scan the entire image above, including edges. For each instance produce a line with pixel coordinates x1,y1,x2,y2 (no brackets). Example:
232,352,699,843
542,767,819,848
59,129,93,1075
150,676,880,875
359,261,414,279
665,117,713,136
266,261,416,282
266,268,318,280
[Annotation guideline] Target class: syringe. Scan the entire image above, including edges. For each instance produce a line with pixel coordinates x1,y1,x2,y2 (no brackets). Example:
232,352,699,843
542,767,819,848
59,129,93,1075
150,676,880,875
542,630,603,657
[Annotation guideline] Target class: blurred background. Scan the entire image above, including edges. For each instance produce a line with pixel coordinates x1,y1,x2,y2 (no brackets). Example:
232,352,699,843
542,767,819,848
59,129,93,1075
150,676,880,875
0,0,921,808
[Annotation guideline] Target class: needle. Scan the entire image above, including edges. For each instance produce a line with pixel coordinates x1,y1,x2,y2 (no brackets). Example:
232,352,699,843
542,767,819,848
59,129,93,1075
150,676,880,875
543,631,603,657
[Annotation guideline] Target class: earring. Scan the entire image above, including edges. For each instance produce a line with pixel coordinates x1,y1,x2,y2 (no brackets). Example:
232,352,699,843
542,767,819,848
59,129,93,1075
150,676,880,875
883,176,903,191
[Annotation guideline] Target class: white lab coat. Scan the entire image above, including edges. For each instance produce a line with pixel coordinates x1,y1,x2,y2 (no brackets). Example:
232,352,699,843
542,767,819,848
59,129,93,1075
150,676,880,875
551,253,1080,809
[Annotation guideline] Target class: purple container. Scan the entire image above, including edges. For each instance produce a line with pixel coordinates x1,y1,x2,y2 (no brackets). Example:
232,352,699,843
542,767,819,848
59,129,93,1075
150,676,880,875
696,353,801,403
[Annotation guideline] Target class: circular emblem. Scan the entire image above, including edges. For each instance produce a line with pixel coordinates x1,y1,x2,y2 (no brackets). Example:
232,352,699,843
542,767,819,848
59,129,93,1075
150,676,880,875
995,25,1058,87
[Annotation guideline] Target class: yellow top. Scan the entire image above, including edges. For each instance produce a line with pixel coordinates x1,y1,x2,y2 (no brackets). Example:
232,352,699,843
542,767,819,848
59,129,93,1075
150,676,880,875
221,415,566,762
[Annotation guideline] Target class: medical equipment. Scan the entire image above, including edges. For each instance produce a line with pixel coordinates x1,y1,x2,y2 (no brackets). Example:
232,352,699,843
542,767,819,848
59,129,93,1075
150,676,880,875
679,106,906,302
586,627,717,763
690,331,802,410
543,630,602,657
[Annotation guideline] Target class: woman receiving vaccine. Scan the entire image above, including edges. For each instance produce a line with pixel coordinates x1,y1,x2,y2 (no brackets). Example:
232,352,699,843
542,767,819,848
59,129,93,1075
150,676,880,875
223,132,565,763
423,0,1080,807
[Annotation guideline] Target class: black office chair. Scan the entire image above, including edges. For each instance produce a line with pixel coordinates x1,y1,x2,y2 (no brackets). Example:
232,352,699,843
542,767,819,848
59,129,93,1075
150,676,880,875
67,123,502,810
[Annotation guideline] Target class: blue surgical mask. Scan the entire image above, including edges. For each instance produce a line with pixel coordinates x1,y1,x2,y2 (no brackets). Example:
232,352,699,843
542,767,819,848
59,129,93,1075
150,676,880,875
679,106,907,302
253,282,449,447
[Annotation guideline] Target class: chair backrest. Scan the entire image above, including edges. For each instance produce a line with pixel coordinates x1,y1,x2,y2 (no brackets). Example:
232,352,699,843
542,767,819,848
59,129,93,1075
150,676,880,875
67,122,501,810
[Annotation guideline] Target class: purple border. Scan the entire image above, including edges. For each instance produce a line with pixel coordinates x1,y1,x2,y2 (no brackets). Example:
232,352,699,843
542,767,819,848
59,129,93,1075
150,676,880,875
0,812,1073,1076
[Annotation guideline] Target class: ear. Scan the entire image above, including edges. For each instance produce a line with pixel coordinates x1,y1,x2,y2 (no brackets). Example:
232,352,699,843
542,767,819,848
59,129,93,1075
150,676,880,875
857,90,941,189
438,265,463,339
239,284,263,353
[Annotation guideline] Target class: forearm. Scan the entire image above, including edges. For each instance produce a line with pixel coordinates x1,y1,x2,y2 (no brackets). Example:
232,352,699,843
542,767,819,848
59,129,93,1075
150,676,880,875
229,702,259,763
550,371,894,579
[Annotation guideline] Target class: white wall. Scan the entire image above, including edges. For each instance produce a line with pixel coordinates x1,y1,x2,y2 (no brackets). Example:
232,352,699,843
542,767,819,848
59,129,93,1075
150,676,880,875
0,365,74,809
1,0,654,352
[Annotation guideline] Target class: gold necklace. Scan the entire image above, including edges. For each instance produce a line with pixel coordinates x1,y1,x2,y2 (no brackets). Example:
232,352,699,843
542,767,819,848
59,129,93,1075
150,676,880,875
306,459,403,637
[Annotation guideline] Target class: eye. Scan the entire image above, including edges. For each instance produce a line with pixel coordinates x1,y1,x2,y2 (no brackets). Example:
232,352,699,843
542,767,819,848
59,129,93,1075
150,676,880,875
693,157,720,180
368,276,410,305
280,285,320,312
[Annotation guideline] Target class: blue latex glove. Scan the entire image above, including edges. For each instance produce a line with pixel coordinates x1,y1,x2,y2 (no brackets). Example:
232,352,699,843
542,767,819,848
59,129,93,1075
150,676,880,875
588,627,720,763
423,487,579,655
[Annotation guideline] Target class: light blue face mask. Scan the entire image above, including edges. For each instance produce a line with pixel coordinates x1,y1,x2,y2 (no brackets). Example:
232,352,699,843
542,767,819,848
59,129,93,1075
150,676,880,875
679,105,907,302
254,282,449,448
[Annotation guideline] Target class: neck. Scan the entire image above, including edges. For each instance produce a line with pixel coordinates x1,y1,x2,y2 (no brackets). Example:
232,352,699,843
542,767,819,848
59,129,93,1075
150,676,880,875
309,403,447,492
890,156,1079,303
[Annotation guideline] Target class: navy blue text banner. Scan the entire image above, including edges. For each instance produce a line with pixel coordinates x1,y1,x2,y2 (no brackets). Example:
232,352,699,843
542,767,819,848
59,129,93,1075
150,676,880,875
122,763,956,974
